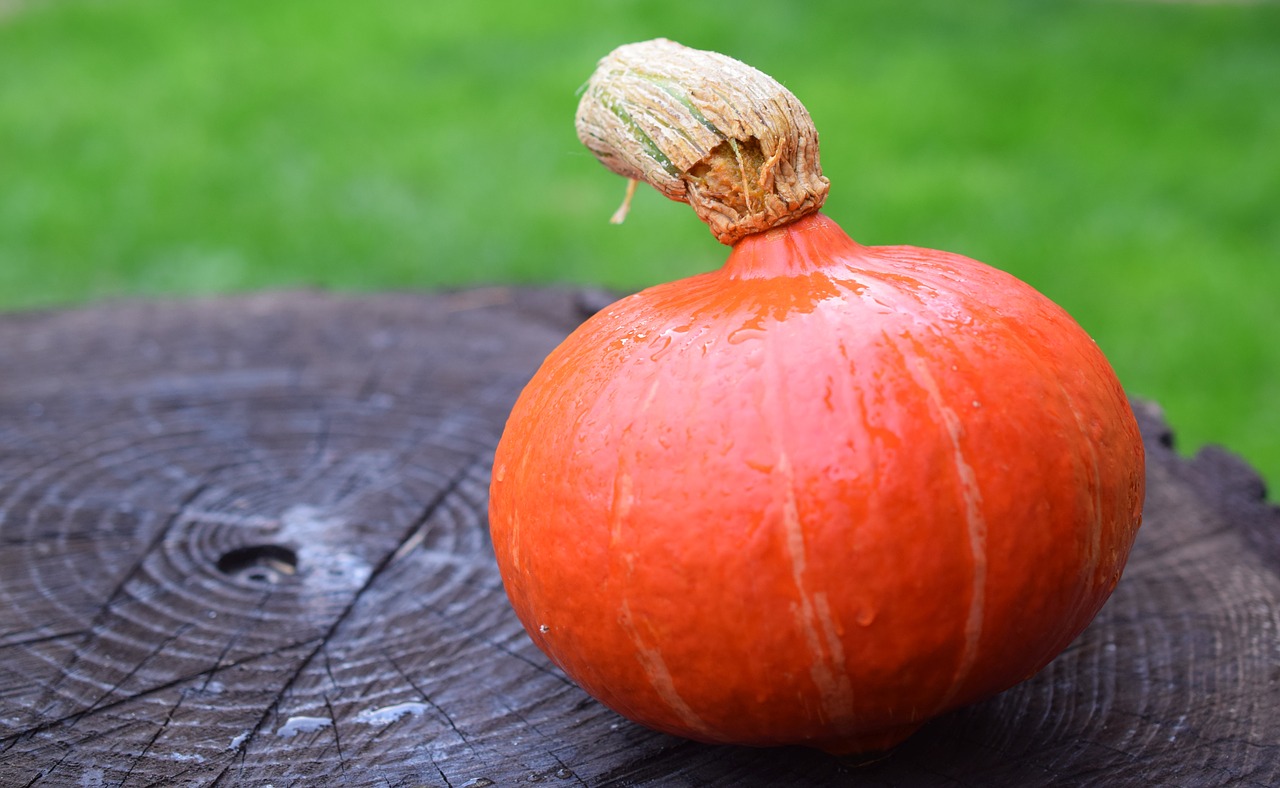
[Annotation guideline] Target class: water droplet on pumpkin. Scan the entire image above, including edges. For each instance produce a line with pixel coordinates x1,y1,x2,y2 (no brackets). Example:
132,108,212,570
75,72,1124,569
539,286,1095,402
855,606,877,627
494,464,506,482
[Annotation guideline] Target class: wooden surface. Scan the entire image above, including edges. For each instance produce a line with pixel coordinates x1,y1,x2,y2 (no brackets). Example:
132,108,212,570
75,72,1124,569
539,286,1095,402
0,288,1276,787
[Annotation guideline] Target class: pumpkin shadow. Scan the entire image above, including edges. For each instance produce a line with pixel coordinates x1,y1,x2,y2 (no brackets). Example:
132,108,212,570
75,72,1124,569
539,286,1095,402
613,665,1115,787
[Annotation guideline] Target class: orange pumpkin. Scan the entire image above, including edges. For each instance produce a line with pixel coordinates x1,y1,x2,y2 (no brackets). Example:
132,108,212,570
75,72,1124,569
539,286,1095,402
489,40,1144,755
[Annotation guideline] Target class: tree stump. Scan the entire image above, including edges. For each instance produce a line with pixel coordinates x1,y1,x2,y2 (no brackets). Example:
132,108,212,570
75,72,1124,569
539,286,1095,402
0,288,1276,787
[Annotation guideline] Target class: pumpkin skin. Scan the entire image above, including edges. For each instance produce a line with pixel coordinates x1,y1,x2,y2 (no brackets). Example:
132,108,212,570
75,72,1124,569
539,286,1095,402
489,212,1145,754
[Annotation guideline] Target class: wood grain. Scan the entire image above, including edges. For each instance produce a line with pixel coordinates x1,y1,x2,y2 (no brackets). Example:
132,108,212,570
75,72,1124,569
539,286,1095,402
0,289,1276,787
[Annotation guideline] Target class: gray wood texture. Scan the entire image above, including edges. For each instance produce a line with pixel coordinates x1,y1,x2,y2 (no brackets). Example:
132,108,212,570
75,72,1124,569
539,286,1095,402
0,289,1276,787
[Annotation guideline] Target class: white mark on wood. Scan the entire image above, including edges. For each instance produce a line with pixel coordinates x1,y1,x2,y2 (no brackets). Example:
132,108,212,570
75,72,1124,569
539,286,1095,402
279,505,372,590
181,509,280,528
353,701,429,726
228,731,250,750
275,715,332,738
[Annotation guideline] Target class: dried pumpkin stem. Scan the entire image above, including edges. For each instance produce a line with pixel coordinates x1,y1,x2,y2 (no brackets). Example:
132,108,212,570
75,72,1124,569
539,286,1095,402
575,38,831,245
610,177,640,225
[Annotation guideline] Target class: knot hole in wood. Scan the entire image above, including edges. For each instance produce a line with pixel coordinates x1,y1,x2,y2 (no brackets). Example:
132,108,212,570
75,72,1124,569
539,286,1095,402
216,544,299,586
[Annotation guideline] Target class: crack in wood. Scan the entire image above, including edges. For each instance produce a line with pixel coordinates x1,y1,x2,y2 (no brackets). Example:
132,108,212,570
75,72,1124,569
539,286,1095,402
203,585,280,678
0,636,325,751
386,653,476,757
321,650,341,694
433,760,455,788
0,628,88,651
548,752,588,788
208,453,488,786
324,694,346,779
121,677,187,786
420,605,576,690
83,621,197,717
28,480,213,722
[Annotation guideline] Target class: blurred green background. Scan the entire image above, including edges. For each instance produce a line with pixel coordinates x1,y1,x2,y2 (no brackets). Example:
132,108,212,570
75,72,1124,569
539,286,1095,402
2,0,1277,488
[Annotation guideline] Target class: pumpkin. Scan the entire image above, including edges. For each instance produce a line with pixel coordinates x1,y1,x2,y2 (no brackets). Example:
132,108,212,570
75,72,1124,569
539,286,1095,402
489,39,1145,755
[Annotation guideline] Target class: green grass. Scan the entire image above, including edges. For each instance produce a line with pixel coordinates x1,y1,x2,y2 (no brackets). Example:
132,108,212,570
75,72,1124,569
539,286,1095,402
2,0,1278,489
